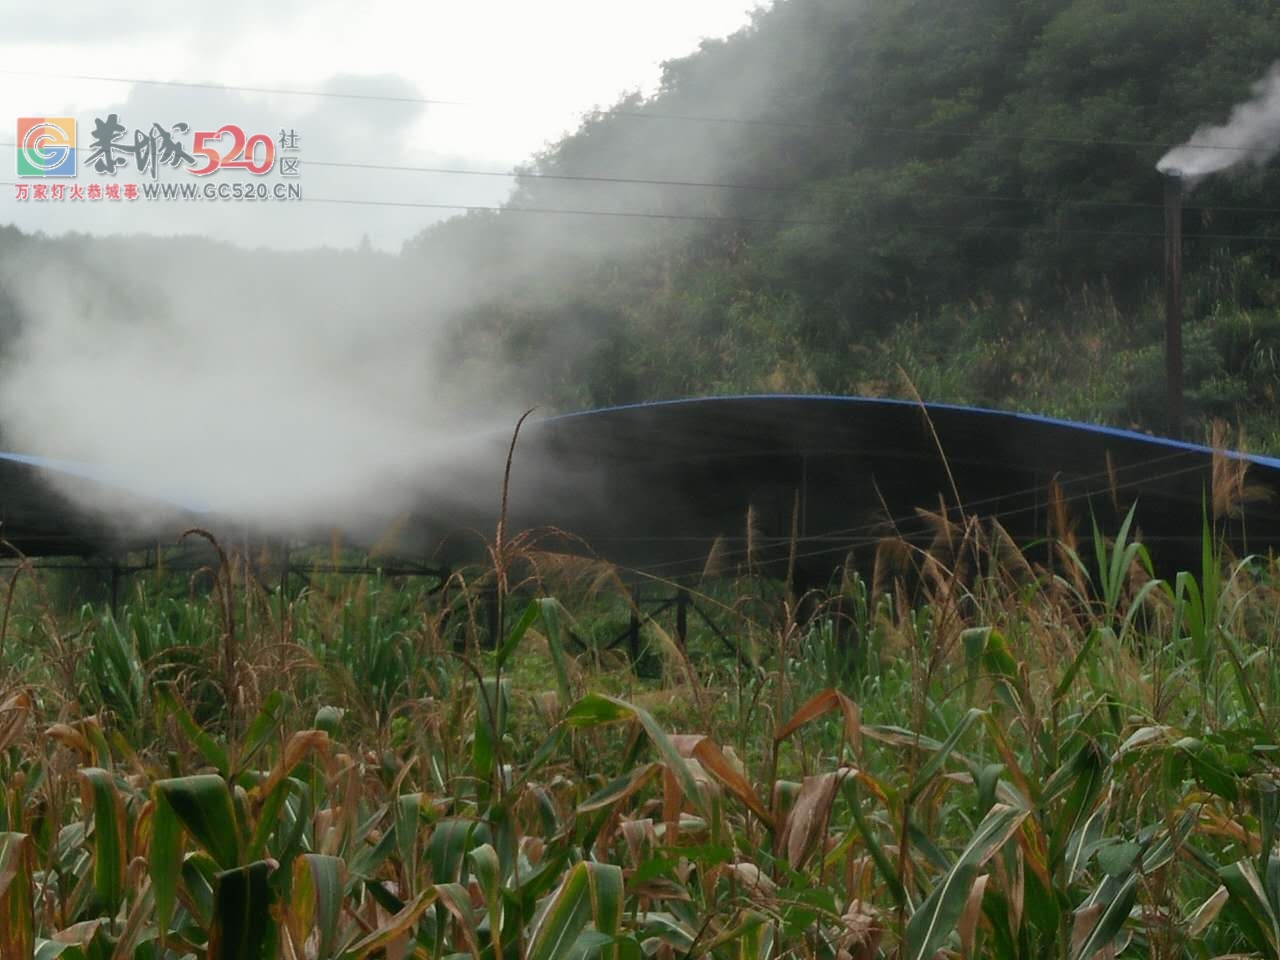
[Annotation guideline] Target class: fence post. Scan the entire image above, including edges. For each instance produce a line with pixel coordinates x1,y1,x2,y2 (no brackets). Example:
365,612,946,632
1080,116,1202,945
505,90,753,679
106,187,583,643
485,586,501,650
676,588,689,650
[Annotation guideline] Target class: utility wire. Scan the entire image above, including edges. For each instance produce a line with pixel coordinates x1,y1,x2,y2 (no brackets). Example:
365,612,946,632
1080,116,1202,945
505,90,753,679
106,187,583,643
578,409,1274,575
562,445,1198,548
300,189,1280,223
624,452,1224,578
4,139,1278,217
284,159,1280,217
288,196,1280,243
5,179,1279,243
0,67,1268,154
629,447,1191,566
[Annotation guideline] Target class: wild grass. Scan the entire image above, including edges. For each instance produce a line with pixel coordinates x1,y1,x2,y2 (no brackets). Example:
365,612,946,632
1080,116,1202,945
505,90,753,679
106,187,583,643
2,503,1280,958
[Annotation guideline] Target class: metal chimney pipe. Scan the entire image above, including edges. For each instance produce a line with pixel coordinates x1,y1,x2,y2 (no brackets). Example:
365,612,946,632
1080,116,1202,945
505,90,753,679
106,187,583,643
1164,170,1184,440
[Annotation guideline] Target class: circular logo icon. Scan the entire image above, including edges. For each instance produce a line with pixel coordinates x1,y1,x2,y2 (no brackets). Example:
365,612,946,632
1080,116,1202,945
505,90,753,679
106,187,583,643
21,121,73,172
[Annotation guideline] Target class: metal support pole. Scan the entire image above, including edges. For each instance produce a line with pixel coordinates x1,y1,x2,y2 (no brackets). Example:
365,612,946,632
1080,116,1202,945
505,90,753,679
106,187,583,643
1165,171,1185,440
628,608,640,662
627,579,642,662
831,594,847,652
485,586,501,650
675,588,689,650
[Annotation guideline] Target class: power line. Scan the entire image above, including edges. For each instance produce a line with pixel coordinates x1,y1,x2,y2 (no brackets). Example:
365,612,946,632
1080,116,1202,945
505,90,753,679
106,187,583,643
304,195,805,223
312,158,777,191
577,446,1196,546
0,142,783,193
0,67,1267,155
292,196,1280,243
293,159,1280,217
611,110,1259,155
4,138,1280,217
5,179,1279,243
624,451,1225,578
7,140,1280,219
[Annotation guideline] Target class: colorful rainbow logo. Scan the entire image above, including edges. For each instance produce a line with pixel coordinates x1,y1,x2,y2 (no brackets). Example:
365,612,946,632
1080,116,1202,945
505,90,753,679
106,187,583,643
17,118,77,177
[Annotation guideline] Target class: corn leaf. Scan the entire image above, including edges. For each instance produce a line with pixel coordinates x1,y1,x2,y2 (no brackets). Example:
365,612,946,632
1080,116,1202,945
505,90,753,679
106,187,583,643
77,768,126,919
208,859,278,960
906,803,1027,960
149,790,182,941
290,853,346,960
155,774,241,870
0,832,35,960
527,860,624,960
564,694,706,818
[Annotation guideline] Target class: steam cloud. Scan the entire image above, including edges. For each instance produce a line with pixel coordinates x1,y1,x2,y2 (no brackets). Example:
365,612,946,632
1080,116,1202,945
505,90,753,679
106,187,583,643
0,237,520,539
0,17,808,547
1158,63,1280,181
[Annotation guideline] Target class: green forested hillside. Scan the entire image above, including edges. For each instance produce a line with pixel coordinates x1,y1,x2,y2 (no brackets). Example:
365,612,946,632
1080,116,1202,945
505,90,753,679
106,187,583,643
6,9,1280,955
3,0,1280,446
410,0,1280,441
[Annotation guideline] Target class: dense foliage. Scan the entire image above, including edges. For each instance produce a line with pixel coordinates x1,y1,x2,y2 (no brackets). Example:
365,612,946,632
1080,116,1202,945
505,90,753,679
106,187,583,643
4,4,1280,955
413,0,1280,436
4,507,1280,956
4,0,1280,447
5,2,1280,957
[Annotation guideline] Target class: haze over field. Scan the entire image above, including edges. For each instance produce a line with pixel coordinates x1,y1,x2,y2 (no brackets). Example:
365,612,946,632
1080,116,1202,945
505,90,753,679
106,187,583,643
0,237,519,526
0,1,761,526
1,0,1279,534
6,7,1280,957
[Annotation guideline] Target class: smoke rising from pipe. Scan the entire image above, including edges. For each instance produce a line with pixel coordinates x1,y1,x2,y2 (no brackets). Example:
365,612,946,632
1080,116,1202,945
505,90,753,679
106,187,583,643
0,9,845,548
1157,63,1280,182
0,236,522,540
0,96,765,543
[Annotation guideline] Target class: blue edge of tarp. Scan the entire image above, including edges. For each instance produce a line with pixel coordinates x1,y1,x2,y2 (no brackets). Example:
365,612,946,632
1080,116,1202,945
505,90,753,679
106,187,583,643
4,394,1280,517
543,394,1280,469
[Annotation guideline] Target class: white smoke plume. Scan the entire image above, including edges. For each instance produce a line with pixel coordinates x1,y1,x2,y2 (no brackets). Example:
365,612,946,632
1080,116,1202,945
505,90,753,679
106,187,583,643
0,8,826,551
0,236,520,542
1158,63,1280,181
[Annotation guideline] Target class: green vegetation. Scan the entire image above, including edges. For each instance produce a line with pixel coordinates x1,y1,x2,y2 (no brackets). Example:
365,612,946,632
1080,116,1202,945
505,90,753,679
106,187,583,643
4,504,1280,956
411,0,1280,442
5,1,1280,447
2,2,1280,951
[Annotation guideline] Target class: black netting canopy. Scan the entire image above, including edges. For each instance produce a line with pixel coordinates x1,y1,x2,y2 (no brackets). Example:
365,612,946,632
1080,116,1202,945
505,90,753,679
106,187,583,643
0,451,202,558
5,396,1280,575
405,396,1280,578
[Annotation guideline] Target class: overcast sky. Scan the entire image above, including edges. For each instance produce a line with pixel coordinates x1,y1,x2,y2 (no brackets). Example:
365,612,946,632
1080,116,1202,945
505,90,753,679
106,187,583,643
0,0,760,250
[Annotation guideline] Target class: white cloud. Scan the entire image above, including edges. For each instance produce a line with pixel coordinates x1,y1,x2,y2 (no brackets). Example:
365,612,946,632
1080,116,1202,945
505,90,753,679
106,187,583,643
0,0,313,42
0,0,760,250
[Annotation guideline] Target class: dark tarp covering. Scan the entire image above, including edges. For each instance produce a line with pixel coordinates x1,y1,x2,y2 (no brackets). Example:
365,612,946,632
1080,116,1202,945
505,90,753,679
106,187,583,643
426,396,1280,578
5,396,1280,574
0,452,201,558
